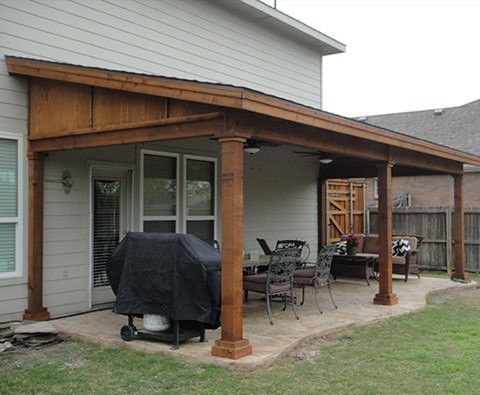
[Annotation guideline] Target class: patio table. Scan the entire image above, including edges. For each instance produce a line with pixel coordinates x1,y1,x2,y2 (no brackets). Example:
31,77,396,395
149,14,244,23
331,253,378,285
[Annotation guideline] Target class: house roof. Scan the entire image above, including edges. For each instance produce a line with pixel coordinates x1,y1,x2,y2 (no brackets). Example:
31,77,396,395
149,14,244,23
6,56,480,172
229,0,345,55
361,99,480,156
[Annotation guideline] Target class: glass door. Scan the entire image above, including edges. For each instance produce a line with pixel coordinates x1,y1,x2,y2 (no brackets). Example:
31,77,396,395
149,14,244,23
91,168,131,306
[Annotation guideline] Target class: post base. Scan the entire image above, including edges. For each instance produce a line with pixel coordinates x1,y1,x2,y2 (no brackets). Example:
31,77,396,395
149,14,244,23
373,293,398,306
23,307,50,321
451,272,466,281
211,338,252,359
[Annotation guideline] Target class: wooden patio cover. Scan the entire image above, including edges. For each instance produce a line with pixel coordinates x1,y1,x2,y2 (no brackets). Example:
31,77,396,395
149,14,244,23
7,56,480,360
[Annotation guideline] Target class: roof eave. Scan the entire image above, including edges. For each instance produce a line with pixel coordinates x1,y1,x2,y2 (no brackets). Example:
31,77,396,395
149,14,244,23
236,0,345,55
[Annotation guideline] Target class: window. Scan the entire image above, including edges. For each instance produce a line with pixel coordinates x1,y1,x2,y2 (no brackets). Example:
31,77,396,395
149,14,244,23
141,151,179,233
141,151,217,242
185,157,216,241
0,133,22,278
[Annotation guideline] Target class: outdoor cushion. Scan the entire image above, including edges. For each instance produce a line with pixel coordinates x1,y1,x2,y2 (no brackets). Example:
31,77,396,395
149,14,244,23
294,268,315,278
392,239,411,256
243,273,267,283
336,241,347,255
392,255,407,265
393,236,418,250
363,235,379,254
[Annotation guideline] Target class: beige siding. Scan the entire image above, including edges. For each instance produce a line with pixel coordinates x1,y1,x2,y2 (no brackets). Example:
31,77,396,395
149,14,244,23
0,0,322,108
0,0,325,318
244,146,319,258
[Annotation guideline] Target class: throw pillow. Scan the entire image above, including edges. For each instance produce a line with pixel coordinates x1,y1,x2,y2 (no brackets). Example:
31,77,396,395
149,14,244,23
336,240,347,255
392,239,411,256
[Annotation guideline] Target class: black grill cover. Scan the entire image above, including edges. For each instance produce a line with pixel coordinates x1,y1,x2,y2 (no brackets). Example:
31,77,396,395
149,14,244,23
107,233,221,329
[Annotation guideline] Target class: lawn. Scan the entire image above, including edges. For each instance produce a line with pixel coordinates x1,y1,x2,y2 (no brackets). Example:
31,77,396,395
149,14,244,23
1,286,480,395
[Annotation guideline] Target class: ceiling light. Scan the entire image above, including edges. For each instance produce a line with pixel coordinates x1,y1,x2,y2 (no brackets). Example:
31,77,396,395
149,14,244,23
244,142,260,155
319,158,333,164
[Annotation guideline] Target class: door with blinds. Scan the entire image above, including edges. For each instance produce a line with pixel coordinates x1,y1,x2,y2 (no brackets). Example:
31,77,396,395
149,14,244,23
91,167,131,306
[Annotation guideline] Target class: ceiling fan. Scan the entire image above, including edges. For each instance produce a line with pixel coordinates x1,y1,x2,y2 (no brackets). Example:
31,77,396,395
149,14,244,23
293,150,336,164
243,138,278,154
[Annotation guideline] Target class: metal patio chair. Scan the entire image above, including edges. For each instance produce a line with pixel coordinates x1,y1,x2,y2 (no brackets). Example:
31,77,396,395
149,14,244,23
293,244,337,314
243,247,301,325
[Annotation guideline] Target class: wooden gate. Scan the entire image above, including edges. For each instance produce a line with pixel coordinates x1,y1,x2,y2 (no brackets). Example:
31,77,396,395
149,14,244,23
327,180,366,244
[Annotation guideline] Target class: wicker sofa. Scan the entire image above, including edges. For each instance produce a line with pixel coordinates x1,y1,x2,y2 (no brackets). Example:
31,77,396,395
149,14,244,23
345,234,423,281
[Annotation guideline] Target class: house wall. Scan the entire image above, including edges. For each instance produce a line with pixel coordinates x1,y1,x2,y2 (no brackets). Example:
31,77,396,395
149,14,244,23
365,172,480,208
0,0,323,108
0,0,324,321
0,139,319,322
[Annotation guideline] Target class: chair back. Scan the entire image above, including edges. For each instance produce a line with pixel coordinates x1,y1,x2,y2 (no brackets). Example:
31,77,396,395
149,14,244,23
275,239,309,265
315,244,336,283
267,248,301,286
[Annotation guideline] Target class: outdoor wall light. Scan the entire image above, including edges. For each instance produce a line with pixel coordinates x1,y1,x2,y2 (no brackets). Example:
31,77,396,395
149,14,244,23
45,169,74,194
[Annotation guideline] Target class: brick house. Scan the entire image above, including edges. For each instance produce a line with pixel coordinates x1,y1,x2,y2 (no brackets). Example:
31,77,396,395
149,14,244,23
361,99,480,208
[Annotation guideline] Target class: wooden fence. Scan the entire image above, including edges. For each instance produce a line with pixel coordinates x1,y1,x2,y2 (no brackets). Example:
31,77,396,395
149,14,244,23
368,207,480,272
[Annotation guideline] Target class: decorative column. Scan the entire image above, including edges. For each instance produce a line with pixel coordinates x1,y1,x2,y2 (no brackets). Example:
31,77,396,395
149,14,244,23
373,162,398,306
452,174,466,280
211,137,252,359
23,152,50,320
318,178,328,248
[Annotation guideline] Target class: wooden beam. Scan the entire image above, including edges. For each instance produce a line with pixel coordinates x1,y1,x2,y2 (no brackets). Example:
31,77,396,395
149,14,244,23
452,174,466,280
373,162,398,306
212,137,252,360
29,114,224,152
318,178,328,248
23,152,50,321
7,57,480,167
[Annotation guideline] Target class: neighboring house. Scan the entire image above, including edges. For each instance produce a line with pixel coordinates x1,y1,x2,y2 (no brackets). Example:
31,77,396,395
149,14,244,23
360,99,480,208
0,0,345,323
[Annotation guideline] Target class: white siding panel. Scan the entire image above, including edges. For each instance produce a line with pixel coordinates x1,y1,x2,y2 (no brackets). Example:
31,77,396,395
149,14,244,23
244,146,319,258
0,0,322,107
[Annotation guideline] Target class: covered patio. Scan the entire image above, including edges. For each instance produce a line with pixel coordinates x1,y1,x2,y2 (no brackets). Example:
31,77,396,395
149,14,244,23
50,277,475,370
7,56,480,360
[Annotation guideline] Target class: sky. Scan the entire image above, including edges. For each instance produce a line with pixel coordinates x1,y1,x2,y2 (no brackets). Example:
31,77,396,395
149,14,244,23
260,0,480,117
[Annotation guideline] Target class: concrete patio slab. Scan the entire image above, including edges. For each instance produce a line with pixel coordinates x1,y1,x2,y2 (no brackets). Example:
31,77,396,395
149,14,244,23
50,277,475,370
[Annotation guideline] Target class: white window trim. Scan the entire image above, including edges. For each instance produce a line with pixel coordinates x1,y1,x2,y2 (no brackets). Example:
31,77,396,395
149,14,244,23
0,131,23,279
140,150,180,232
183,154,218,241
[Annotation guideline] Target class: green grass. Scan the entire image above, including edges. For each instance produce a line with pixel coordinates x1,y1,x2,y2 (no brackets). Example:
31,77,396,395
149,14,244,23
421,269,480,282
2,287,480,395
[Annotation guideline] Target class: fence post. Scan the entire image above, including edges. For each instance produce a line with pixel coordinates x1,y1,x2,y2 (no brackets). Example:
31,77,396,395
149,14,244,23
445,207,452,275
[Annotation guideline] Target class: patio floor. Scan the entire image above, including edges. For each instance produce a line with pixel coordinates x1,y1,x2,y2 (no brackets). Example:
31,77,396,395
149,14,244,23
51,277,475,370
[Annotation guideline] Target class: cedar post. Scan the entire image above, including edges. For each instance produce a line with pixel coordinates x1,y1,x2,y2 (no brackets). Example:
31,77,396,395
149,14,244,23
373,162,398,306
452,174,466,280
23,152,50,321
211,137,252,359
318,178,328,248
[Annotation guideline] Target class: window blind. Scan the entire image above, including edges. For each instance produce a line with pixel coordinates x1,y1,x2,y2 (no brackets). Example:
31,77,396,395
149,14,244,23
0,223,15,273
0,138,17,217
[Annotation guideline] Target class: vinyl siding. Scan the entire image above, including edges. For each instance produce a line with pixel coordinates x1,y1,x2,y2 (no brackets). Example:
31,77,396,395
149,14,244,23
0,0,323,108
0,0,324,320
244,146,319,258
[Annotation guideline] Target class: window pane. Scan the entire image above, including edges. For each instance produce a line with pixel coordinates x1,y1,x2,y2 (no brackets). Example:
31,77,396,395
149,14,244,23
186,159,214,216
0,223,15,273
0,138,18,217
143,155,176,216
187,220,214,242
144,221,176,233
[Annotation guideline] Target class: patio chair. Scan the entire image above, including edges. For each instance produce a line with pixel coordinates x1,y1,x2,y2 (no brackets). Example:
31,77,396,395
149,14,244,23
293,244,337,314
275,239,310,267
243,247,301,325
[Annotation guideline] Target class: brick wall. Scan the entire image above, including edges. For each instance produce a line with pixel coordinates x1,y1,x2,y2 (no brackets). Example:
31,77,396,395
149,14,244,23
365,171,480,208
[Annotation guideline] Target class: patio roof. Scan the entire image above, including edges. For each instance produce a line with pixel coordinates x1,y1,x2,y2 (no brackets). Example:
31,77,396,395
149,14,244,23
6,56,480,176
